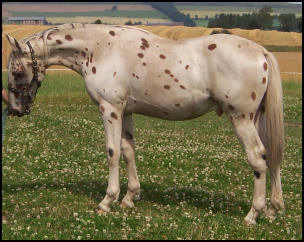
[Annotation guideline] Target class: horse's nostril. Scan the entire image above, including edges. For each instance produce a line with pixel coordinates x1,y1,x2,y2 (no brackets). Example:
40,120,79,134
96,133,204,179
8,108,20,116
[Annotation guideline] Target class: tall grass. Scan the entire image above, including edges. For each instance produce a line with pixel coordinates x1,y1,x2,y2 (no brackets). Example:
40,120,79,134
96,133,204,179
2,72,302,239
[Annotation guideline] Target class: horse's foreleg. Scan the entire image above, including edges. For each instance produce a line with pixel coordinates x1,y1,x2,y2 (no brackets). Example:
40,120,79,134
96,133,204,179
120,114,140,209
97,102,123,214
232,117,267,226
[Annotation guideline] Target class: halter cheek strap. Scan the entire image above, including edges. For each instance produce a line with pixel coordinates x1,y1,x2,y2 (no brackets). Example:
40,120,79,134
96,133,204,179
26,41,41,89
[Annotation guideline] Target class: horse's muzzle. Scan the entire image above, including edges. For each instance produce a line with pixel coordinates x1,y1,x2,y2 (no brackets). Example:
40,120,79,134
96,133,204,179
8,105,30,117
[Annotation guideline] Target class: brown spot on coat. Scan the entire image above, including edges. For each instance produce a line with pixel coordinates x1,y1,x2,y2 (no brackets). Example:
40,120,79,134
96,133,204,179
90,53,93,63
208,43,217,51
142,62,147,66
56,39,62,44
251,92,256,100
225,95,229,99
81,51,86,58
250,112,254,120
180,85,186,90
174,78,179,82
111,112,118,119
141,38,149,48
113,72,117,77
138,53,144,58
109,31,115,36
92,66,96,74
108,148,114,157
175,103,181,107
47,35,52,40
65,34,73,41
164,69,171,74
160,54,166,59
228,104,234,110
241,114,246,119
185,65,189,70
262,77,266,84
100,105,105,114
263,62,267,71
164,85,170,89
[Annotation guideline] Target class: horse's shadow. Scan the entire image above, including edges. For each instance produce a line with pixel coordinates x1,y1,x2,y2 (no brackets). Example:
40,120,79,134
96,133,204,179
2,180,249,215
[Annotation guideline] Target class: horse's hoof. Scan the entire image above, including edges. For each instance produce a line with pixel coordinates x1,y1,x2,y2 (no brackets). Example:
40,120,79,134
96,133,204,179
120,201,133,209
243,217,256,226
96,206,107,215
120,201,129,209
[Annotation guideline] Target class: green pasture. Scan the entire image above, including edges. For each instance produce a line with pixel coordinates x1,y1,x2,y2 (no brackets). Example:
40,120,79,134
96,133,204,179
2,72,302,239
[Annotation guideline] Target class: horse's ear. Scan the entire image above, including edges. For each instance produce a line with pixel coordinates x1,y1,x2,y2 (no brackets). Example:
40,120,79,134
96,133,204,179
5,34,22,52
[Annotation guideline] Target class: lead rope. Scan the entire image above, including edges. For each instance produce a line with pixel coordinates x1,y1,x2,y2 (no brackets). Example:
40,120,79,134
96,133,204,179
2,107,8,143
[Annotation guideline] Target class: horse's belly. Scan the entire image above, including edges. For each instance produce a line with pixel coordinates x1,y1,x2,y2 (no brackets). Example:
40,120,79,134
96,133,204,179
126,90,216,121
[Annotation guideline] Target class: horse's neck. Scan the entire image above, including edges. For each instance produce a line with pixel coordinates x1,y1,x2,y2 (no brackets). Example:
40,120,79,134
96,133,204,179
44,26,102,75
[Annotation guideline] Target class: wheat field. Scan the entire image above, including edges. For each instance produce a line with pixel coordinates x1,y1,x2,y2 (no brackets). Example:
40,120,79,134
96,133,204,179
2,24,302,80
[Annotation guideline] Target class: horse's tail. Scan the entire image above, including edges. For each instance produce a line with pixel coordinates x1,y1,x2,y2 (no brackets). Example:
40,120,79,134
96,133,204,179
255,51,284,180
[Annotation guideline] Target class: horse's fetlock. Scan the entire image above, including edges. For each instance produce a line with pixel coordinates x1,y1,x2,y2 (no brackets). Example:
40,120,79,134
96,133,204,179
253,197,266,212
106,188,120,199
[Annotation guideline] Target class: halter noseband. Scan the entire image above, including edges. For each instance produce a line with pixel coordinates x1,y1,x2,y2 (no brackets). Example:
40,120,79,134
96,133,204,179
8,41,41,102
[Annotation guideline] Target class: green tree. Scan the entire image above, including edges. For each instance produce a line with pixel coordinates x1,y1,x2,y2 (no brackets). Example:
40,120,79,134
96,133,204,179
94,19,102,24
296,16,302,32
257,5,273,30
279,13,297,32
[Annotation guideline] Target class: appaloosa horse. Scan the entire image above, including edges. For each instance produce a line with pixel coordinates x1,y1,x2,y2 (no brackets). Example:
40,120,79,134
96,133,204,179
5,23,284,225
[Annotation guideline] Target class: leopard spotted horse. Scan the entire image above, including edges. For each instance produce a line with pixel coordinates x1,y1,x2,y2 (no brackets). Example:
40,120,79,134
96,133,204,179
5,23,284,225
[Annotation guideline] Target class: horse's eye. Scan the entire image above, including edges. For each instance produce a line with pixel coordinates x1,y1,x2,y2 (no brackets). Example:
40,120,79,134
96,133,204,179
13,72,24,79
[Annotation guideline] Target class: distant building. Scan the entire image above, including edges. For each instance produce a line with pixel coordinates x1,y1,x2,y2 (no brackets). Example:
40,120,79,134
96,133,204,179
8,16,48,25
146,22,184,26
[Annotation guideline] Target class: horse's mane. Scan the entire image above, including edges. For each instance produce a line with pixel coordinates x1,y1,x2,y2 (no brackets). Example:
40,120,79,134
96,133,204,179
19,23,151,59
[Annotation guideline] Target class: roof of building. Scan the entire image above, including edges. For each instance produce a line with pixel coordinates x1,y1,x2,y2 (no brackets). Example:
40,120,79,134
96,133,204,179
8,16,46,21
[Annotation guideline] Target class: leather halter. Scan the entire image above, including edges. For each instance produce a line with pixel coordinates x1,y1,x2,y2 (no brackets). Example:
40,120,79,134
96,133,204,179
8,41,41,102
26,41,40,89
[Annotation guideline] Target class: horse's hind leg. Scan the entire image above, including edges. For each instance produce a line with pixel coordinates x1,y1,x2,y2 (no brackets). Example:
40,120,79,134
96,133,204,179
231,117,267,225
267,166,284,220
120,114,140,209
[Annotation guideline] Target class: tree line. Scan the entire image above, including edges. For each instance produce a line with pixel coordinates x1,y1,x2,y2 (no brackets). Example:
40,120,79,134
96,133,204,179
207,6,302,32
148,2,195,27
93,4,301,33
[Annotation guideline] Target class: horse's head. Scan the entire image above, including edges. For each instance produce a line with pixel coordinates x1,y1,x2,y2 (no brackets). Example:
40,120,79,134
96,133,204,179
5,34,46,117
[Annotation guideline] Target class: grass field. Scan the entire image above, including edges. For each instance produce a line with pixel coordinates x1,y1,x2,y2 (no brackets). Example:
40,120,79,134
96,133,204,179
1,71,302,239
